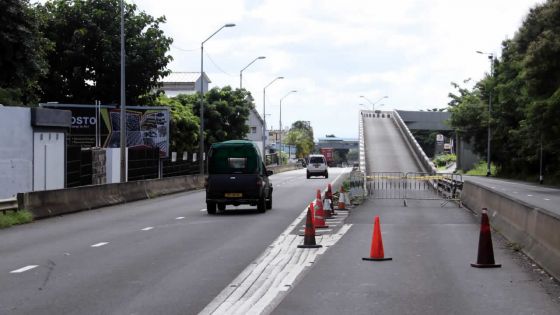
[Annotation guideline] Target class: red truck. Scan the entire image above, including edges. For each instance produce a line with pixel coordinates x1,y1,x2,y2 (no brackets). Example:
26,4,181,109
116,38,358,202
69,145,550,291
320,148,335,166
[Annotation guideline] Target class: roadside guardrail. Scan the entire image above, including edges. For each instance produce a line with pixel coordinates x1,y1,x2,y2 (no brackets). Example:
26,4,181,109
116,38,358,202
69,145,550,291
0,197,18,214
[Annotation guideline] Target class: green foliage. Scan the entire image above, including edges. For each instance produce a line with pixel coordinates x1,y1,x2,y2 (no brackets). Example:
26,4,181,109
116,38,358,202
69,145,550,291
38,0,173,105
0,0,50,105
448,0,560,182
465,161,498,176
175,87,255,151
285,121,314,158
0,210,34,229
433,154,456,168
156,95,198,153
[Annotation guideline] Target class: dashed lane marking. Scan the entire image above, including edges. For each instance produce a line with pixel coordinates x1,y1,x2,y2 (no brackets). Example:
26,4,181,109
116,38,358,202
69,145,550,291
91,242,109,248
176,216,185,220
200,209,207,212
10,265,38,274
141,227,154,231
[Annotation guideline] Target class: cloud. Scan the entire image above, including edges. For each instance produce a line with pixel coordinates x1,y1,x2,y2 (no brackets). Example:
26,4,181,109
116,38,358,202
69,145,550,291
133,0,542,139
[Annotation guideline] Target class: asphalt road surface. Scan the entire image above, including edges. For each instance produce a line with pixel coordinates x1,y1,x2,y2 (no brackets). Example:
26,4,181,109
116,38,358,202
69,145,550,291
464,176,560,216
273,115,560,314
0,168,349,314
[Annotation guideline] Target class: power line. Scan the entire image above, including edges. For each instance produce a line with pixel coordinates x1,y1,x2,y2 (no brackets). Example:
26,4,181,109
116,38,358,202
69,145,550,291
205,51,233,77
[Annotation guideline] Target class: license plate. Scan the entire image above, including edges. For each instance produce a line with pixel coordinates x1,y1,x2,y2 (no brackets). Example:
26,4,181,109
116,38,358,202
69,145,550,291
314,164,319,167
225,193,242,198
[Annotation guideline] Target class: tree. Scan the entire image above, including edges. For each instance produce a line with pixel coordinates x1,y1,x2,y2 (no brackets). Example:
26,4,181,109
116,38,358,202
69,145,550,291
156,95,198,153
448,0,560,182
178,87,255,150
38,0,173,105
285,120,315,158
0,0,50,105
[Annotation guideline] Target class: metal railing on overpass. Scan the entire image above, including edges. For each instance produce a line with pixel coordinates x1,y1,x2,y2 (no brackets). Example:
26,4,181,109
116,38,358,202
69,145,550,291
366,172,463,207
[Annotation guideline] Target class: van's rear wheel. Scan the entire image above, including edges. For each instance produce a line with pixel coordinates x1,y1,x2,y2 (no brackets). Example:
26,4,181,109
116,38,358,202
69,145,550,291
257,196,266,213
207,202,217,214
266,194,272,209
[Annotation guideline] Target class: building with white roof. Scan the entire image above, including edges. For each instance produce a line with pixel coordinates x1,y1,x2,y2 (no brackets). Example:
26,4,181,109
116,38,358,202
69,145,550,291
160,72,211,97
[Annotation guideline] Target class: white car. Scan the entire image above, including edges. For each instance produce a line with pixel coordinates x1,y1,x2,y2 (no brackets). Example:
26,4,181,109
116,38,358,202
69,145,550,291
306,154,328,179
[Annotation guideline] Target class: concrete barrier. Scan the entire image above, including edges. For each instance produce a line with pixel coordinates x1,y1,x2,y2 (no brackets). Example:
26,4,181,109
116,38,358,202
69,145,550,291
17,165,302,220
267,163,300,174
18,174,205,219
462,180,560,280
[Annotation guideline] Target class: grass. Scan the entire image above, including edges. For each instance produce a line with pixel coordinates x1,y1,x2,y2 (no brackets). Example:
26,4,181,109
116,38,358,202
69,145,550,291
0,210,34,229
466,161,498,176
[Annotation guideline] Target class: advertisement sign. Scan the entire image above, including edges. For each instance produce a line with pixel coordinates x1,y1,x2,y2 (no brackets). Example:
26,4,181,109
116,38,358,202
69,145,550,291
41,104,170,158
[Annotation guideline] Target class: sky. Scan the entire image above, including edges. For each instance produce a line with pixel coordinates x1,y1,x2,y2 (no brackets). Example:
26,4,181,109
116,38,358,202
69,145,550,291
131,0,543,140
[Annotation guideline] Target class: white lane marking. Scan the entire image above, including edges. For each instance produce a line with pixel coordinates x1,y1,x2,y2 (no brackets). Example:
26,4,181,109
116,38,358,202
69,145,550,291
491,186,495,189
91,242,109,248
513,191,519,194
141,227,154,231
10,265,38,274
544,198,550,201
176,216,185,220
200,169,352,315
528,195,533,197
200,209,207,212
299,229,333,232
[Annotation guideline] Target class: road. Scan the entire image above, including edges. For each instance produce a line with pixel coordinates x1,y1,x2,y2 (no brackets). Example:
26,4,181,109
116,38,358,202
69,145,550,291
273,115,560,314
464,176,560,216
0,168,349,314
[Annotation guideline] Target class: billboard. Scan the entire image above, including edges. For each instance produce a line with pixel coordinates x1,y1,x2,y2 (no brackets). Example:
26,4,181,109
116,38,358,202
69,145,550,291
41,104,170,158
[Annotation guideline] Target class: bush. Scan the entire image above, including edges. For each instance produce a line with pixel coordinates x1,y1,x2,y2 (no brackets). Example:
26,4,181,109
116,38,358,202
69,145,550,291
0,210,33,228
433,154,456,167
466,161,498,176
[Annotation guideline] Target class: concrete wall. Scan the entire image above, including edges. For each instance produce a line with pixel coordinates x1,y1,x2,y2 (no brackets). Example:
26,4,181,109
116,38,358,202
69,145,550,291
18,174,205,219
0,107,33,198
462,180,560,281
18,163,300,220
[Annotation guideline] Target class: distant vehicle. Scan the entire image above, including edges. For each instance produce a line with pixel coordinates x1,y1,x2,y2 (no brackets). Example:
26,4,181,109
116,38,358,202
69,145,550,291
296,158,307,167
307,154,328,179
320,147,335,167
206,140,273,214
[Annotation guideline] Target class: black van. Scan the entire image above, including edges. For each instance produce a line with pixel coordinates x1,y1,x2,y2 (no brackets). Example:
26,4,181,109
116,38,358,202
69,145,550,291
205,140,273,214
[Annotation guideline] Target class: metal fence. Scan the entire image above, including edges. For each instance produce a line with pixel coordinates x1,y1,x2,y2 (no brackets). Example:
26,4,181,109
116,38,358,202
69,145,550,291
366,172,462,206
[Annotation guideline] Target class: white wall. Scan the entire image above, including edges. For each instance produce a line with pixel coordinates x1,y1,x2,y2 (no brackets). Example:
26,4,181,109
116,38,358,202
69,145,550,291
0,107,33,198
33,132,65,191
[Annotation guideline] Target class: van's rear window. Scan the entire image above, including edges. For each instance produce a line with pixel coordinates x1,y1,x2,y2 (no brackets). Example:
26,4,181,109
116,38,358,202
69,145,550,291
228,158,247,169
208,145,259,174
310,157,324,163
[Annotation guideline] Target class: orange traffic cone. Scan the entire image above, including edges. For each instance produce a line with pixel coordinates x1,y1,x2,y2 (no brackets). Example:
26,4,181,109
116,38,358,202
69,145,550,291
314,190,329,228
323,194,333,219
471,208,501,268
363,216,392,261
337,186,347,210
327,184,337,216
298,203,322,249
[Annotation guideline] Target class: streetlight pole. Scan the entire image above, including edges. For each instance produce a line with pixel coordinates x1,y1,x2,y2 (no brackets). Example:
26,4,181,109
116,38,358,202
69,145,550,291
240,56,266,89
199,23,236,175
477,51,494,177
360,95,388,111
119,0,126,183
279,90,297,164
262,76,284,158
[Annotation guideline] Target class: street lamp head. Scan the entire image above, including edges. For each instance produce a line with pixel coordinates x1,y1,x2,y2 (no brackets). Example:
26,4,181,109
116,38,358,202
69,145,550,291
291,90,297,93
278,76,284,80
225,23,236,27
258,56,266,59
476,50,484,54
